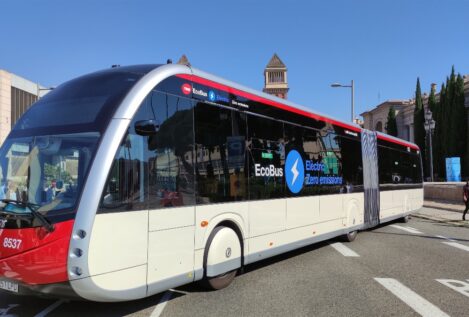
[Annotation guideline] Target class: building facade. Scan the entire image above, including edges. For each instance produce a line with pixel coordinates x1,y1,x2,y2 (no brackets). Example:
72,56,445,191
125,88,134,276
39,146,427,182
361,99,415,141
0,69,49,144
361,77,469,144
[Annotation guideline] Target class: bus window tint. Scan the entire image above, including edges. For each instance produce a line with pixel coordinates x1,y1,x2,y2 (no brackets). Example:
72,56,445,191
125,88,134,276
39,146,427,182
195,103,247,203
147,92,195,209
248,115,285,200
378,145,422,190
99,103,152,212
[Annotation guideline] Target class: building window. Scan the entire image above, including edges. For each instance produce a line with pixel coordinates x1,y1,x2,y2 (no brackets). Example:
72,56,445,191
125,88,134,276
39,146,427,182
11,87,38,128
375,121,383,132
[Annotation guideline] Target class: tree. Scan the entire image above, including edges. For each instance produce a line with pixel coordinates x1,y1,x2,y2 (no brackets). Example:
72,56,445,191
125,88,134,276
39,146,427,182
413,78,426,177
385,106,398,137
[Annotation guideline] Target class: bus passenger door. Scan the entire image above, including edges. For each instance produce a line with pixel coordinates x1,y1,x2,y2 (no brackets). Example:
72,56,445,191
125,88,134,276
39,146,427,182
361,130,380,228
145,91,196,295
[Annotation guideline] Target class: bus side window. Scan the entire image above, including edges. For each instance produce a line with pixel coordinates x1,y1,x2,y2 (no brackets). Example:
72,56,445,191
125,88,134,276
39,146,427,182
98,101,152,212
247,114,284,200
195,103,247,204
147,92,195,209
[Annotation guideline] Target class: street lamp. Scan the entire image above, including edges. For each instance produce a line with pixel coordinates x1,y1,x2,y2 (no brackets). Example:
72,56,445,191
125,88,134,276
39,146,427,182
331,80,355,123
424,108,436,182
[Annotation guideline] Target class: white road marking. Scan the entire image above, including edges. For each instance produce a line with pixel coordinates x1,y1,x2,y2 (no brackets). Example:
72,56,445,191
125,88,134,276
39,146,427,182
436,279,469,298
442,241,469,252
375,278,449,317
34,300,65,317
389,224,423,235
150,291,173,317
329,242,359,257
435,235,456,242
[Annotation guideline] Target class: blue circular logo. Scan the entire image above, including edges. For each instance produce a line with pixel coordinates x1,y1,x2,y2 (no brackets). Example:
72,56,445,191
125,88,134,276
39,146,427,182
285,150,305,194
208,90,216,102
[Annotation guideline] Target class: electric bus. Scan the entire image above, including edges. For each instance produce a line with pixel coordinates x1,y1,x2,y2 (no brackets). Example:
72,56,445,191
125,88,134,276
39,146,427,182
0,64,423,301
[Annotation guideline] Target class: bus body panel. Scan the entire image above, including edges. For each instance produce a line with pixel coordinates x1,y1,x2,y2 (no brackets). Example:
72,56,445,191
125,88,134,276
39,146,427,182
286,196,320,229
147,226,195,289
87,211,148,276
0,220,73,285
149,206,194,232
249,200,286,237
69,265,147,302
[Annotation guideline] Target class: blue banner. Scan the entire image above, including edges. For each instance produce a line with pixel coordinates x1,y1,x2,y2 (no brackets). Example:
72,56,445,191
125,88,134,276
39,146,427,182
445,157,461,182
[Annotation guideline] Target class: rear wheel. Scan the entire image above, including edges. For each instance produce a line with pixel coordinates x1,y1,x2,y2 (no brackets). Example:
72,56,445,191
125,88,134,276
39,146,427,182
400,215,410,223
342,230,358,242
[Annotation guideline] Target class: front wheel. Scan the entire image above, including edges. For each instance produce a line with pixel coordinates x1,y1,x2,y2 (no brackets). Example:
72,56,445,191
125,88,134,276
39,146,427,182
201,270,237,290
200,226,241,290
342,230,358,242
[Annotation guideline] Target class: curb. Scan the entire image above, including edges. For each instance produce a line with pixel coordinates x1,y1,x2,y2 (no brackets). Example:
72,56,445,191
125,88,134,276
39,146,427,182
411,213,469,228
422,204,464,214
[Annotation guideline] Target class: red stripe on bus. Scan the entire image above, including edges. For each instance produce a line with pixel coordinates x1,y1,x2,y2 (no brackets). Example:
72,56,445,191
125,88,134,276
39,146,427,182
176,74,361,132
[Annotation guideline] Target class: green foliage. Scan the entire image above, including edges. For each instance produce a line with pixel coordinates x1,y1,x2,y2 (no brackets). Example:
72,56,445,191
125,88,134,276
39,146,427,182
431,66,467,179
385,107,398,137
413,78,427,176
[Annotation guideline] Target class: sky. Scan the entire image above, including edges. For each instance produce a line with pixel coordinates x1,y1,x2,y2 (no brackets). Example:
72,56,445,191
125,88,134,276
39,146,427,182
1,0,469,122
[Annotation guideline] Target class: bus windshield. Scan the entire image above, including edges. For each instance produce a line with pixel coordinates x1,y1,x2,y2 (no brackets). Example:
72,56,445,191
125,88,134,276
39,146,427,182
0,132,100,215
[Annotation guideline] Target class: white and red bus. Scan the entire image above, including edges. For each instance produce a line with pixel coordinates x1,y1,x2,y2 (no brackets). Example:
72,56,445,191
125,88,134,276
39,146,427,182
0,64,423,301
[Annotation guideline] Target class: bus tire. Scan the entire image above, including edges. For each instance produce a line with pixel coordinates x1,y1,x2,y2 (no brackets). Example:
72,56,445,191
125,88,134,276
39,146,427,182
342,230,358,242
400,215,410,223
201,226,241,290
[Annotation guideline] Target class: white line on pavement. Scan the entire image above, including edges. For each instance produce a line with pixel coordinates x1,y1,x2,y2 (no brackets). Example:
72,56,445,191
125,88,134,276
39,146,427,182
389,224,423,235
329,242,360,257
34,300,65,317
374,278,449,317
442,241,469,252
435,235,456,242
150,291,173,317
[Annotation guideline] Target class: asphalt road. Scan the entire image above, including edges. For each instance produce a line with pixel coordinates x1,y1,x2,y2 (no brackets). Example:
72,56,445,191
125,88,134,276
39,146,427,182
1,207,468,317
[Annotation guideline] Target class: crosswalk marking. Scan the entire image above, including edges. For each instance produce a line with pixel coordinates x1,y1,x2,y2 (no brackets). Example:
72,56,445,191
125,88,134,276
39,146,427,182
442,241,469,252
389,224,423,235
375,278,449,317
34,300,65,317
150,291,173,317
329,242,359,257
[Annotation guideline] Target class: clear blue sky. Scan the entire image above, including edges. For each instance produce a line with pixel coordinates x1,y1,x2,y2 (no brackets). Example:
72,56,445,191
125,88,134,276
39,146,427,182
2,0,469,122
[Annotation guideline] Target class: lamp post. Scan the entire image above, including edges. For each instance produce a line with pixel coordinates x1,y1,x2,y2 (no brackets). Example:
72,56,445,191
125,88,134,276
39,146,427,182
424,108,436,182
331,80,354,123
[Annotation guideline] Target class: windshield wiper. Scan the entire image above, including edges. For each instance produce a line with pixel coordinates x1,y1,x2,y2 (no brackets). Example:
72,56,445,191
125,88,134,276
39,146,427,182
1,199,55,232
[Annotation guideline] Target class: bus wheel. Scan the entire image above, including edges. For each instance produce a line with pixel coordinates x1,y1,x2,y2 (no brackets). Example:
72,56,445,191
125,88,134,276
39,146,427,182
400,215,410,223
201,226,241,290
342,230,358,242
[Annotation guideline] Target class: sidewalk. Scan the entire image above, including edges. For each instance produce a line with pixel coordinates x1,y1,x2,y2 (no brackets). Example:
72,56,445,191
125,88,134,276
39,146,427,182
412,200,469,227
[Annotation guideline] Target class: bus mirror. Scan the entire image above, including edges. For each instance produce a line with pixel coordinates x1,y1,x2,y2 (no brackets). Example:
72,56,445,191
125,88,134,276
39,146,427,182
135,120,159,136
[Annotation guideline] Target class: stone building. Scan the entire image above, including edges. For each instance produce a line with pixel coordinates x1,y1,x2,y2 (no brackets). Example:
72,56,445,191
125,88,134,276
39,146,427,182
0,69,49,144
361,76,469,144
361,99,415,141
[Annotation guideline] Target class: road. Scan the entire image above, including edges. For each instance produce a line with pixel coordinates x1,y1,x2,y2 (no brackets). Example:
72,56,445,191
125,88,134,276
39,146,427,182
0,207,468,317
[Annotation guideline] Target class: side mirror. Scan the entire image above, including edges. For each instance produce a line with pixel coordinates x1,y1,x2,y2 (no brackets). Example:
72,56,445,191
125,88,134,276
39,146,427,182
135,120,159,136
